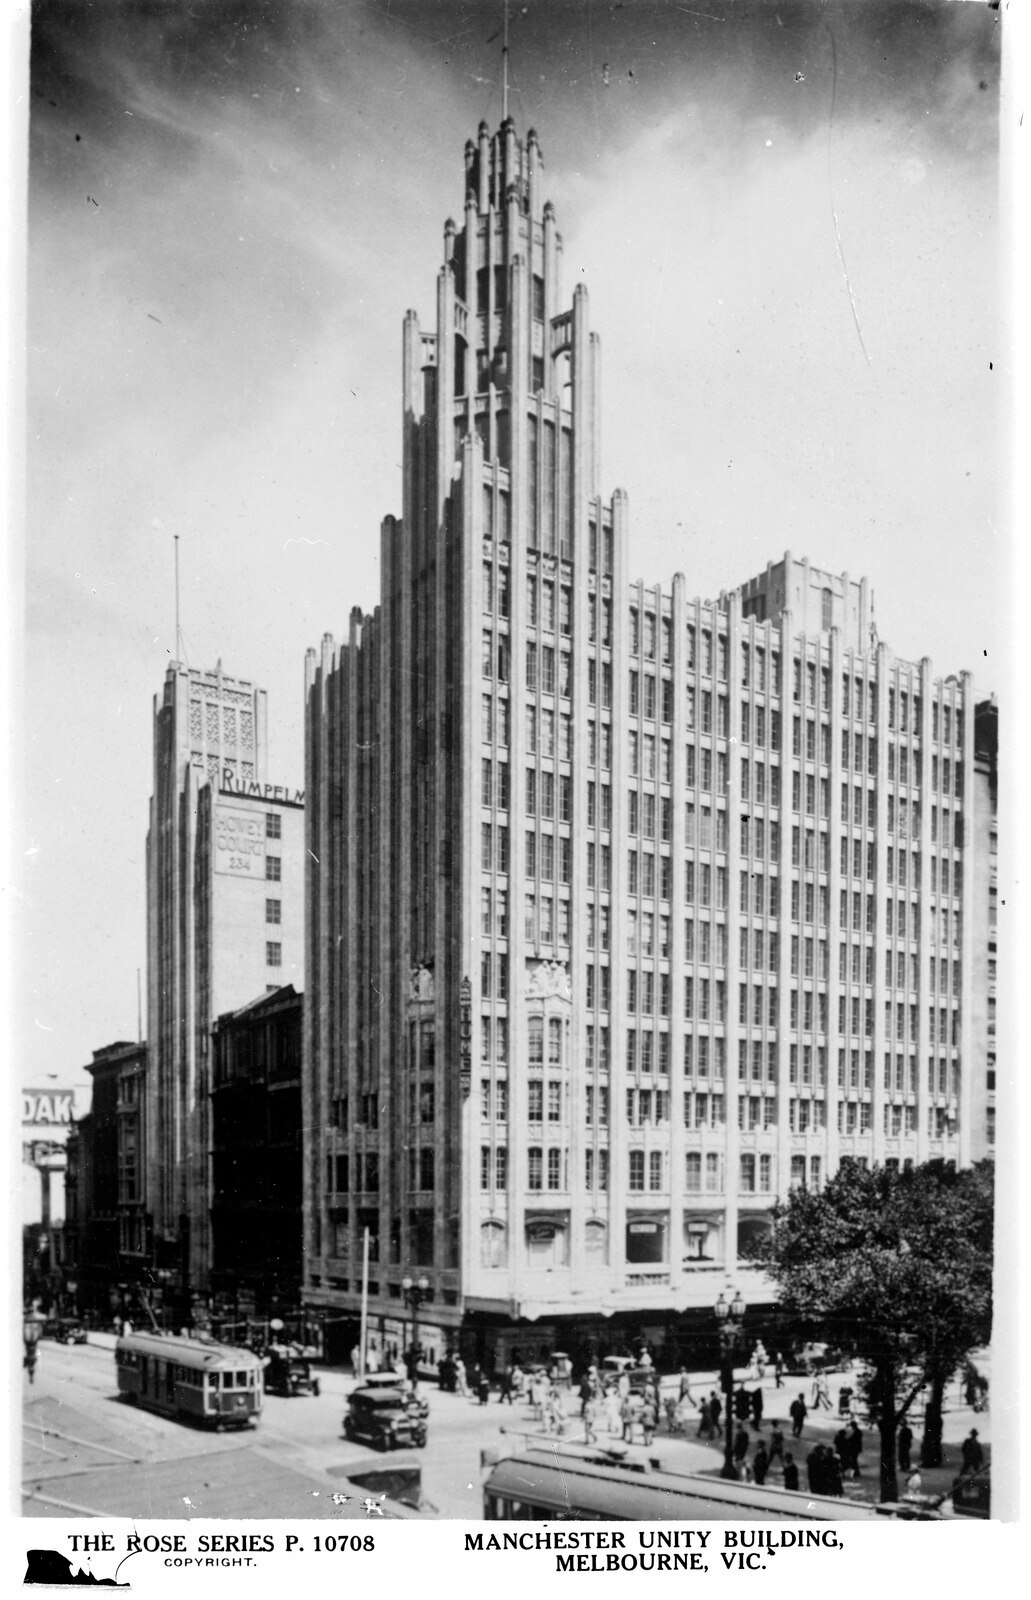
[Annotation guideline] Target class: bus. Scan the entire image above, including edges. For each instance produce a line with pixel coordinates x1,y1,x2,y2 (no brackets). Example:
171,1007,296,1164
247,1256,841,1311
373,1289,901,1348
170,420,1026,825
115,1331,264,1429
482,1445,888,1522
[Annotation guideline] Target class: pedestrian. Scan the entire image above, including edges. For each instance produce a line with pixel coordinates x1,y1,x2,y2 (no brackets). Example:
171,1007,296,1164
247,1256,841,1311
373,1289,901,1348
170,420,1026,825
454,1355,469,1397
812,1373,831,1410
734,1385,750,1422
352,1344,363,1377
782,1452,799,1491
477,1369,491,1405
768,1424,785,1467
789,1393,808,1438
696,1398,713,1439
806,1444,826,1495
709,1391,722,1431
846,1419,863,1478
773,1351,784,1389
750,1386,764,1430
641,1394,657,1447
733,1424,750,1465
678,1366,694,1404
583,1396,599,1446
578,1373,594,1415
905,1468,923,1498
825,1449,844,1497
897,1421,913,1471
834,1426,849,1471
838,1383,854,1418
960,1430,984,1474
606,1385,623,1437
752,1441,770,1486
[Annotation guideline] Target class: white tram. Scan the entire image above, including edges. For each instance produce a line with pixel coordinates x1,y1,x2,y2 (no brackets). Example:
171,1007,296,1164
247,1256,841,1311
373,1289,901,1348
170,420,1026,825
115,1331,264,1428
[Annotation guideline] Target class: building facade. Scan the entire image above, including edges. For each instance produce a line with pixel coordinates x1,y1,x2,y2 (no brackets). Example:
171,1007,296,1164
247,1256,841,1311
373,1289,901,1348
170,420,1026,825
303,118,982,1368
146,661,304,1312
210,985,304,1322
62,1040,146,1322
968,698,997,1162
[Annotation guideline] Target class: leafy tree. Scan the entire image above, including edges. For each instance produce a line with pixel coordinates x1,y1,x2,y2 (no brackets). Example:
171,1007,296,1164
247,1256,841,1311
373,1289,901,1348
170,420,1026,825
750,1159,993,1501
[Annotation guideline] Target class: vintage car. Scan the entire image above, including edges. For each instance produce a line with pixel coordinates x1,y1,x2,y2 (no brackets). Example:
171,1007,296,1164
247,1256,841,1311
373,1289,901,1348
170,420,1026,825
785,1342,849,1376
262,1343,320,1397
355,1371,430,1416
344,1385,427,1451
42,1317,88,1345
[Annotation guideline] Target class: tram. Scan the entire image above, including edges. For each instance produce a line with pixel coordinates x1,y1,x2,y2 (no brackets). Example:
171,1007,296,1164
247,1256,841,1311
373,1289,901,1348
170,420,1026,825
115,1331,264,1428
483,1445,887,1522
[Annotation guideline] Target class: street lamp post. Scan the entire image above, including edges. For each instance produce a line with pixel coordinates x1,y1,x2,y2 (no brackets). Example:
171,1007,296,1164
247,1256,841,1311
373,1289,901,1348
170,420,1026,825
23,1307,45,1385
401,1275,430,1388
714,1288,747,1481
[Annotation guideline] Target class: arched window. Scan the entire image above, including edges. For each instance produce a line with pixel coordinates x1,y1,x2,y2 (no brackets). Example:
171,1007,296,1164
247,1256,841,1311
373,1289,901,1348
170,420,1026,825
480,1220,507,1269
584,1220,607,1264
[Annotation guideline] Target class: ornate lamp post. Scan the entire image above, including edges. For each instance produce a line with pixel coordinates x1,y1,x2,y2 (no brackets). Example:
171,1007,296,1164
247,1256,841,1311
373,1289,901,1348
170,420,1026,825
401,1274,430,1387
714,1287,747,1480
23,1307,45,1385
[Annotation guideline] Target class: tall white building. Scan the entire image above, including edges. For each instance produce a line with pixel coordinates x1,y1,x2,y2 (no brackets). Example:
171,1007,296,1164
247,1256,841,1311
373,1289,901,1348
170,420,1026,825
303,118,982,1371
146,661,303,1314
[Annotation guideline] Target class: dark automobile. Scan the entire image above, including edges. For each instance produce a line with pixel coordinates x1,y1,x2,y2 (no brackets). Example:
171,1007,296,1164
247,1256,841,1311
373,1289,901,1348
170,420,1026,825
344,1386,427,1451
784,1342,849,1376
951,1470,990,1519
263,1343,320,1397
42,1317,88,1345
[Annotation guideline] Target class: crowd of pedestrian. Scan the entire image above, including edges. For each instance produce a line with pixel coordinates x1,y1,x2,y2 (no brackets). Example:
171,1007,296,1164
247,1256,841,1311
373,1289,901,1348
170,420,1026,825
354,1338,987,1502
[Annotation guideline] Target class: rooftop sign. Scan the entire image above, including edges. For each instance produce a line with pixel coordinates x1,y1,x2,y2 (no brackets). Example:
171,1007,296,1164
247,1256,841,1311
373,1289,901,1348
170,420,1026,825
218,773,304,808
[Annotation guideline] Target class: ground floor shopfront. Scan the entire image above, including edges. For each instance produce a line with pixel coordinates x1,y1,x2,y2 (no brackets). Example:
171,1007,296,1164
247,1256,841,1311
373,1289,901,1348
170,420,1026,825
300,1293,784,1379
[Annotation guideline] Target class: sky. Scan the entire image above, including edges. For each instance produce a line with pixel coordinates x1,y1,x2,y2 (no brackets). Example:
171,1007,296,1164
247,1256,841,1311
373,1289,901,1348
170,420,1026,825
15,0,1004,1092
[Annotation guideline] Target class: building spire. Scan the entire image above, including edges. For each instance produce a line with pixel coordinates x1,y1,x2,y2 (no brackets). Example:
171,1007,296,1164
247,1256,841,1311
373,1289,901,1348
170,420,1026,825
502,0,509,123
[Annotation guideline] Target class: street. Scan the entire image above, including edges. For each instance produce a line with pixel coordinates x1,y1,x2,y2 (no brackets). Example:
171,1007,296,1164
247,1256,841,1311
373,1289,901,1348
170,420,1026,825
22,1339,991,1519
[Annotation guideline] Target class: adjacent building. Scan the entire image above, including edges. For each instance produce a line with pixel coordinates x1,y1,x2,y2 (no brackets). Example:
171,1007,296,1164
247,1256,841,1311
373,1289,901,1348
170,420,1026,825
62,1040,145,1322
969,697,998,1162
146,661,304,1316
301,117,984,1371
209,985,304,1323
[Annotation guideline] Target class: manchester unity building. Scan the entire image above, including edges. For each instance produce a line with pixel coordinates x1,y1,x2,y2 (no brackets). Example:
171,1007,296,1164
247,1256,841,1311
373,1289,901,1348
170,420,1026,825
301,119,993,1368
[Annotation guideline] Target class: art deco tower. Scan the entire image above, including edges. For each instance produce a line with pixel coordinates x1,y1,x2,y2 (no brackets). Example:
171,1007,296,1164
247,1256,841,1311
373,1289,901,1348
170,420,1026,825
304,119,973,1369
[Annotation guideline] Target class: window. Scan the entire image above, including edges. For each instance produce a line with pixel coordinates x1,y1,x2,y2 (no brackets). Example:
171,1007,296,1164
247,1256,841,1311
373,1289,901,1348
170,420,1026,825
266,813,282,839
266,855,281,881
265,898,281,924
629,1150,645,1191
266,942,282,967
528,1148,543,1190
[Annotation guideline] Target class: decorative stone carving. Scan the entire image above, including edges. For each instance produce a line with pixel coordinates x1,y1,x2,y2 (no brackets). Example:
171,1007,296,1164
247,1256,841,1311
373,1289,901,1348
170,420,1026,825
408,965,435,1004
526,958,572,1001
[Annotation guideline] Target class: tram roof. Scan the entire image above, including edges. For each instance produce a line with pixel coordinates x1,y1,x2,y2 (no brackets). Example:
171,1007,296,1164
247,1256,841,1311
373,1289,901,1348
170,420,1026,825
116,1331,264,1369
485,1451,883,1522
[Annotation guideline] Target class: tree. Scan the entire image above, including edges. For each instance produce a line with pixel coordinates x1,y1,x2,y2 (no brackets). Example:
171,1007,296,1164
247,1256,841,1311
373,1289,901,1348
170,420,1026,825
749,1159,993,1502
